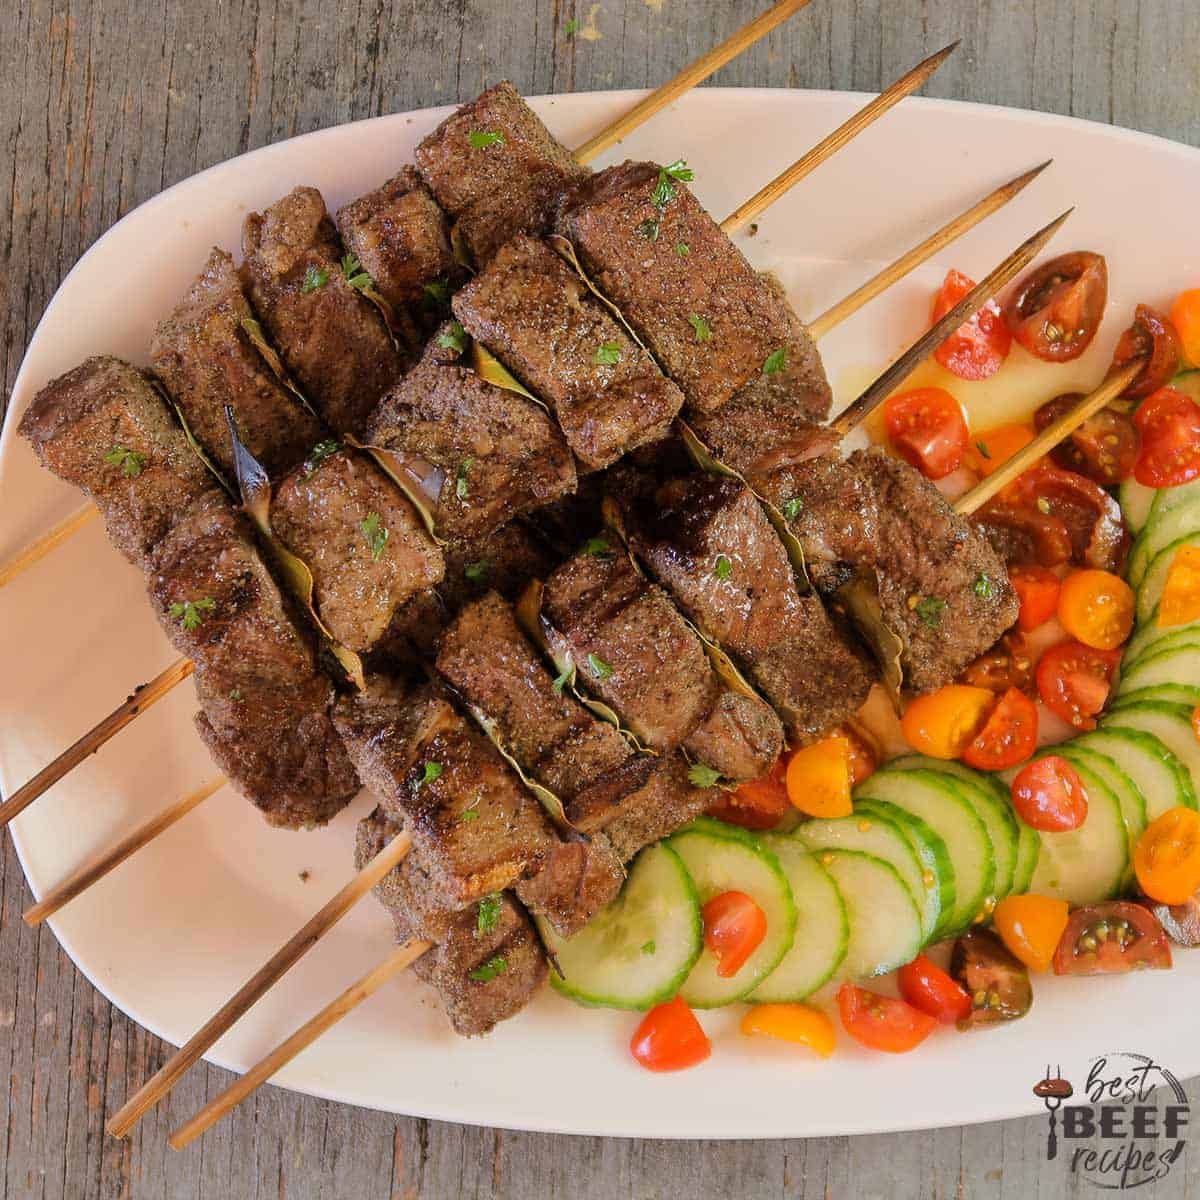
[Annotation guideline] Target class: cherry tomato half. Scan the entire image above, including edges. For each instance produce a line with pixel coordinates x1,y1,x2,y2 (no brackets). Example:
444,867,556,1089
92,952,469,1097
974,501,1073,568
706,758,789,831
962,687,1039,771
883,387,969,480
1010,564,1061,631
993,894,1070,973
1133,386,1200,488
836,983,936,1054
630,997,712,1072
950,927,1033,1029
900,685,994,760
1004,251,1108,362
930,268,1012,381
1011,755,1088,832
1035,640,1121,730
1111,304,1182,399
1033,393,1139,486
702,891,767,978
960,631,1035,696
897,955,972,1024
1170,288,1200,368
785,736,853,818
1052,901,1173,976
1011,464,1130,575
966,423,1036,478
740,1004,836,1057
1057,569,1135,650
1134,807,1200,905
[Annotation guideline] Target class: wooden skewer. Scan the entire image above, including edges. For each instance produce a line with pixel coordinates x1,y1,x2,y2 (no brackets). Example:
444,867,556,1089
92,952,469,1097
105,828,415,1139
22,775,225,926
954,362,1144,517
720,42,958,237
0,656,195,829
808,160,1053,340
571,0,814,165
831,207,1074,438
168,938,432,1150
0,505,98,590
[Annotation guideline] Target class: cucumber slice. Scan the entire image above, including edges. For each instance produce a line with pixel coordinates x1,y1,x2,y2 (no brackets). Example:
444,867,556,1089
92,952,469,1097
1137,534,1200,624
1112,684,1200,710
1170,369,1200,406
541,842,701,1010
748,838,848,1002
1053,745,1140,891
1124,615,1200,665
1117,643,1200,698
1102,701,1200,797
796,810,938,942
853,798,956,939
854,769,994,934
815,849,923,980
1128,497,1200,591
1028,752,1129,903
1075,726,1197,819
668,818,796,1007
1119,478,1158,535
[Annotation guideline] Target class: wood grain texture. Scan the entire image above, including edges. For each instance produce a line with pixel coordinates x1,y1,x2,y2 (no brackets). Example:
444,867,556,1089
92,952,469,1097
2,1,1200,1196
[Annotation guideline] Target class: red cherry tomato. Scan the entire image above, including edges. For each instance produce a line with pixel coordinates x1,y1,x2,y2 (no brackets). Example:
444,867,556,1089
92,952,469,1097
705,758,790,831
1133,386,1200,488
1111,304,1182,399
930,268,1012,380
1035,640,1121,731
1010,564,1061,631
883,387,969,480
962,687,1039,771
1011,755,1089,832
1033,393,1140,486
630,997,712,1072
1053,901,1173,976
702,891,767,978
1003,251,1108,362
897,955,973,1024
836,983,937,1053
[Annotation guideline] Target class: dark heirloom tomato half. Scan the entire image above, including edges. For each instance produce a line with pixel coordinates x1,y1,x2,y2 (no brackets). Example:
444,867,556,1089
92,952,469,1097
1134,386,1200,488
1004,251,1108,362
960,631,1036,695
1011,464,1130,575
931,269,1012,381
950,928,1033,1029
1033,393,1139,486
1035,640,1121,731
973,502,1073,568
1111,304,1182,399
1052,901,1173,975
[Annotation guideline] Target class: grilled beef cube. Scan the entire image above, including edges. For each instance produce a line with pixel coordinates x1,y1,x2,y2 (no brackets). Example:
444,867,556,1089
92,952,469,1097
850,448,1019,694
557,161,831,417
240,186,402,437
415,81,587,267
149,490,359,828
366,330,576,541
453,235,684,469
436,592,653,830
600,756,711,864
514,832,625,938
18,357,212,571
150,248,324,479
628,475,875,744
334,677,556,906
270,449,444,654
541,547,782,780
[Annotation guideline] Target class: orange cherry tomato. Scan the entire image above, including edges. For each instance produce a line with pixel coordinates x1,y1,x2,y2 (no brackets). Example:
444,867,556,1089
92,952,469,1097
702,891,767,979
1010,564,1061,632
961,687,1038,772
1111,304,1182,399
992,894,1070,973
1011,755,1088,832
965,423,1037,478
1159,546,1200,628
785,736,853,818
740,1003,836,1057
1003,251,1108,362
1171,288,1200,368
630,997,711,1072
930,268,1012,381
897,955,972,1024
883,387,969,480
1134,386,1200,489
1134,807,1200,905
1056,569,1135,650
835,722,878,787
1035,640,1121,731
899,685,994,760
836,983,937,1054
706,757,790,831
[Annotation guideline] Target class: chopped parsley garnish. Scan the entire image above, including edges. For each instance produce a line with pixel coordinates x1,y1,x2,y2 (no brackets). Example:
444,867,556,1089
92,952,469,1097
361,512,389,562
687,762,722,789
464,559,490,584
914,595,946,629
688,314,712,343
552,666,572,695
341,252,373,292
1036,496,1052,515
594,343,622,366
468,130,506,149
582,536,611,557
587,653,614,681
713,554,732,580
301,438,340,479
762,348,788,375
476,893,502,935
651,159,694,208
104,446,146,478
301,264,329,294
417,761,443,788
455,458,474,500
973,573,996,600
169,598,216,632
468,955,508,982
423,278,452,308
975,439,992,460
782,496,804,520
438,321,468,353
641,940,656,956
229,688,243,701
637,217,661,241
675,242,690,257
460,808,480,822
564,17,579,34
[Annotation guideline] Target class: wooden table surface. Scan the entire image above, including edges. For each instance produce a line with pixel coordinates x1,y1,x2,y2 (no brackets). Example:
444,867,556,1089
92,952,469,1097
3,1,1200,1196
